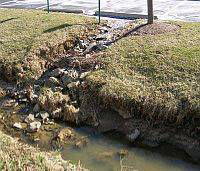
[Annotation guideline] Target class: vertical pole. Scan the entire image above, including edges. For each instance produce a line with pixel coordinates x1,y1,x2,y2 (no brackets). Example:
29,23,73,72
98,0,101,24
147,0,153,24
47,0,50,13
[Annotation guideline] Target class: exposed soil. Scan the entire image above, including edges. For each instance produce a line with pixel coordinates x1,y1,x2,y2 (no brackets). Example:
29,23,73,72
133,22,180,35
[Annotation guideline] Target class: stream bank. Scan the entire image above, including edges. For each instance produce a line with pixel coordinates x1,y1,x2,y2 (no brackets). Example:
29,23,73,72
0,18,200,170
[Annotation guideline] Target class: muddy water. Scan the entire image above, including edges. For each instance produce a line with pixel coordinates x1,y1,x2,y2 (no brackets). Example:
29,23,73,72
0,102,200,171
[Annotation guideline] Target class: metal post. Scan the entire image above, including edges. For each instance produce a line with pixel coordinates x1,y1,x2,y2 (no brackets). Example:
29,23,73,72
98,0,101,24
47,0,50,13
147,0,153,24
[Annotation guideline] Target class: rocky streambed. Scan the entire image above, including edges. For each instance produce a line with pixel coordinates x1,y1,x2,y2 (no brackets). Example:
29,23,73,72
0,19,200,170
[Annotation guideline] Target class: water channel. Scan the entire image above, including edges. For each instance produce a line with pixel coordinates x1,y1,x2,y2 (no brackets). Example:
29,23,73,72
0,101,200,171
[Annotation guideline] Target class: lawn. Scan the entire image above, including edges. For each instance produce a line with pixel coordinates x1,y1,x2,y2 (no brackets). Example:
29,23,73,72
87,22,200,124
0,8,95,82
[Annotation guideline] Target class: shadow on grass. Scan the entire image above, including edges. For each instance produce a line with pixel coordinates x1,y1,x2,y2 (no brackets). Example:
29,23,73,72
43,22,99,33
43,23,72,33
0,17,19,24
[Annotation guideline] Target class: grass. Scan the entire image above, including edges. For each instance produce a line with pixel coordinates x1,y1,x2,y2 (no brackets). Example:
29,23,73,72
0,130,88,170
0,9,96,82
87,22,200,124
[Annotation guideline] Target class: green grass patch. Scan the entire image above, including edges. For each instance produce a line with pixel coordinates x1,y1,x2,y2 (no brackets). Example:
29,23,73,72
87,22,200,123
0,9,96,82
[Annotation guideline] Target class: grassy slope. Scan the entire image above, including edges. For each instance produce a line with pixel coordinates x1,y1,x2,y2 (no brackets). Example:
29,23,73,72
88,22,200,123
0,9,95,82
0,130,87,170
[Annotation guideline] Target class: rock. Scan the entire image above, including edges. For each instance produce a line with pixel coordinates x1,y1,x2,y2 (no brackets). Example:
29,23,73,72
99,26,109,33
18,98,28,103
51,108,62,119
49,68,64,77
67,69,79,79
63,105,80,123
13,123,22,129
80,71,91,79
24,114,35,123
53,86,63,92
61,74,73,86
74,139,88,149
33,103,40,113
126,129,140,142
29,121,41,132
78,39,87,49
84,42,97,53
27,90,38,104
38,88,70,116
46,77,60,87
55,128,75,142
67,81,80,89
40,111,49,120
3,99,16,107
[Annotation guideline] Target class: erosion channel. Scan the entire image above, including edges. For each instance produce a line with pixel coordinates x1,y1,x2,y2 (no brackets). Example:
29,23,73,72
0,19,200,171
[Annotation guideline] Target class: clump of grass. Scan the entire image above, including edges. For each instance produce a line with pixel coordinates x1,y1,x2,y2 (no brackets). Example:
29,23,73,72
0,130,88,170
87,22,200,124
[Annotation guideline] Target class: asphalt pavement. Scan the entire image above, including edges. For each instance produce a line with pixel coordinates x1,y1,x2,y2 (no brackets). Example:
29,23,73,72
0,0,200,22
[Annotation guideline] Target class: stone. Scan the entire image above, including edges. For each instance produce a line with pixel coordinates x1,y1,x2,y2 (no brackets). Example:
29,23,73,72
67,81,80,89
27,90,38,104
79,71,91,79
13,123,22,129
55,128,74,142
126,129,140,142
40,111,49,120
53,86,63,92
18,98,28,103
24,114,35,123
67,69,79,79
46,77,60,87
74,139,88,149
49,68,64,77
38,88,70,116
63,105,80,123
51,108,62,119
3,99,16,107
61,74,73,86
84,42,97,53
99,26,109,33
33,103,40,113
29,121,41,132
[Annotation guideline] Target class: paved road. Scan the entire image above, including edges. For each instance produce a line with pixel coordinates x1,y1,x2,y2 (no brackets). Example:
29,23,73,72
0,0,200,21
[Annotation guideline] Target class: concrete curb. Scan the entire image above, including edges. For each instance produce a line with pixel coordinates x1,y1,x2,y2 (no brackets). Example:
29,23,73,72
44,8,84,14
95,11,158,20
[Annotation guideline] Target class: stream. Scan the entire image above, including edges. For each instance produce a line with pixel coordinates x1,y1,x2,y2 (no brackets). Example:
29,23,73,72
0,101,200,171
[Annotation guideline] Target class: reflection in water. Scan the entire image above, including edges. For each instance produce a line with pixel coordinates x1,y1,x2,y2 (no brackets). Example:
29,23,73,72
61,128,200,171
